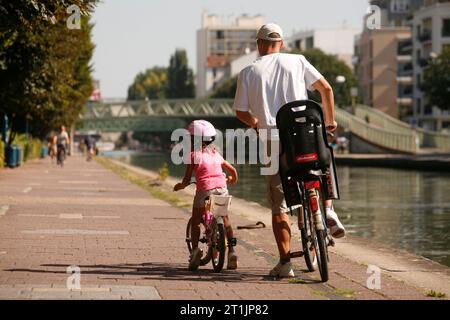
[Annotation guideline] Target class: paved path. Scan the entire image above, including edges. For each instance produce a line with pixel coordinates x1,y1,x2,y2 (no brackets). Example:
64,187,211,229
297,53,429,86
0,155,443,299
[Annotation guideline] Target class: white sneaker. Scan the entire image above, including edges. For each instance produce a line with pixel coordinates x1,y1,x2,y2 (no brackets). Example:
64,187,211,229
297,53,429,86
188,248,203,271
326,207,346,238
269,261,295,278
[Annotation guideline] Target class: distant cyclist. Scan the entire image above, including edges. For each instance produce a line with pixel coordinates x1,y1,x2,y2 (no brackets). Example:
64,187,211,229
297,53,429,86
84,135,95,161
55,125,70,166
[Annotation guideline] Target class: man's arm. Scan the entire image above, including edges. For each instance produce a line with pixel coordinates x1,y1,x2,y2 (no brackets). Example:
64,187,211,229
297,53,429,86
312,77,337,131
236,111,258,129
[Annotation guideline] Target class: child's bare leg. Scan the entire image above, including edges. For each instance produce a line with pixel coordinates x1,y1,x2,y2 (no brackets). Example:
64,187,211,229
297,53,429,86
223,215,235,252
191,207,204,249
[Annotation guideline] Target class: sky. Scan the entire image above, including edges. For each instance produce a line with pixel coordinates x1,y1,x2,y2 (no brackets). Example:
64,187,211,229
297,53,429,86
91,0,370,98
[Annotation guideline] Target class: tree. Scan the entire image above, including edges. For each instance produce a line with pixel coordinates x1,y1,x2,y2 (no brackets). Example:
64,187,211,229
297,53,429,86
0,0,97,141
290,48,357,106
127,67,168,100
422,47,450,111
166,49,195,98
210,76,237,99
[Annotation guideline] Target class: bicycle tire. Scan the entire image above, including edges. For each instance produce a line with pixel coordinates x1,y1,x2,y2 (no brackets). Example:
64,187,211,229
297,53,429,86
300,204,318,272
308,188,329,282
210,220,226,273
316,229,329,282
185,218,211,266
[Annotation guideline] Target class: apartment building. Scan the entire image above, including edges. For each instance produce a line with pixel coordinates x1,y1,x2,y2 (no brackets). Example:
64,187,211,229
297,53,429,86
288,27,360,68
355,28,413,118
412,0,450,130
196,12,264,98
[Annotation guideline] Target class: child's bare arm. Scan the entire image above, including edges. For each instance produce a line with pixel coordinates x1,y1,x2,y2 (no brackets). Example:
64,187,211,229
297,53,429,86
174,164,194,191
222,161,238,184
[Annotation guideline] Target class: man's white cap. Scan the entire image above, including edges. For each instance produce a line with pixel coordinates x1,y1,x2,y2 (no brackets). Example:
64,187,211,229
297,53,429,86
256,23,284,41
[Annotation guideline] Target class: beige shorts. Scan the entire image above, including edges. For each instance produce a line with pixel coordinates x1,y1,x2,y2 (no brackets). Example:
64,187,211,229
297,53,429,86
193,187,228,208
263,139,288,215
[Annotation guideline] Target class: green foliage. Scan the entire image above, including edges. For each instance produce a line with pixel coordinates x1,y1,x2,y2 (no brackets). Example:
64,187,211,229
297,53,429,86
0,140,4,168
0,1,97,140
158,162,169,181
13,134,43,162
210,76,238,99
127,49,195,100
166,49,195,98
422,47,450,111
426,290,447,299
290,48,358,106
127,67,168,100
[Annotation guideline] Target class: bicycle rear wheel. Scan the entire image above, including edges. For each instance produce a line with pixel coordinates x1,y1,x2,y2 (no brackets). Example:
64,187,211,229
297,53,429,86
316,229,329,282
299,206,318,272
210,219,226,272
185,218,211,266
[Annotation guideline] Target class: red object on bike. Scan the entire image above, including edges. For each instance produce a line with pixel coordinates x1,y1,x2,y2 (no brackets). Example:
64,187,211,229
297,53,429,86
310,194,319,212
295,153,318,163
305,181,320,189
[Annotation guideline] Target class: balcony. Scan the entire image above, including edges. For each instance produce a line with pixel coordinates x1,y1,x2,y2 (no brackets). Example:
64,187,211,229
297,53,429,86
397,76,413,85
397,97,413,106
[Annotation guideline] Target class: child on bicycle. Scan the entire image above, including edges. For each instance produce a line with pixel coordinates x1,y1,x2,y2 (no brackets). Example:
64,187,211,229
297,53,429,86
173,120,239,271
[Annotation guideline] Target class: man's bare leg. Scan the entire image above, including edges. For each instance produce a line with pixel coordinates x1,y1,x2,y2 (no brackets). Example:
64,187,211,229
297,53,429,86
272,212,291,260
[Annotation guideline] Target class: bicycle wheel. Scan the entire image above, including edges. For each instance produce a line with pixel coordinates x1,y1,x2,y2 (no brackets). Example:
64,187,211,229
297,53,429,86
185,218,211,266
210,219,226,272
299,206,318,272
316,229,329,282
308,190,329,282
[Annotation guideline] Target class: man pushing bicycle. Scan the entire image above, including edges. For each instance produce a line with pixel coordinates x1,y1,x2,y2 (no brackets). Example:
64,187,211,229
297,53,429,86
234,23,346,278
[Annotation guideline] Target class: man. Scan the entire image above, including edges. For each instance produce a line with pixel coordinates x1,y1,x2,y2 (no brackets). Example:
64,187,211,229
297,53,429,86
234,23,346,278
84,135,95,161
54,125,70,165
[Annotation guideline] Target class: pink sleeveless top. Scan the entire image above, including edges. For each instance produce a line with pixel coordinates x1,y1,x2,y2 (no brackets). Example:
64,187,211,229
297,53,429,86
191,148,227,192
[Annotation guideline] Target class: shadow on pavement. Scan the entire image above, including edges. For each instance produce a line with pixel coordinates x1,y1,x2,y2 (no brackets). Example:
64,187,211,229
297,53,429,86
5,262,320,284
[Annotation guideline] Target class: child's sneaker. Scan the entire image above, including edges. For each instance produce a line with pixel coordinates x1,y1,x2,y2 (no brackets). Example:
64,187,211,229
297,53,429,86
227,251,238,270
188,248,203,271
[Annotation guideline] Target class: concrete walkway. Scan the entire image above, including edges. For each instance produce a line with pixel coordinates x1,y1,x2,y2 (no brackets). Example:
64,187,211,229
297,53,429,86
0,155,447,300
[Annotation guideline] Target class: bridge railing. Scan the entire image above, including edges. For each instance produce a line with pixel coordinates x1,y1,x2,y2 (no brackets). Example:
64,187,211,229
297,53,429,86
336,107,419,153
354,104,450,150
83,99,235,119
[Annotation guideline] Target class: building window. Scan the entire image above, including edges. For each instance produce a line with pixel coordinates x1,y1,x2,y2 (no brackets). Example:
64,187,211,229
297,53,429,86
443,19,450,37
416,74,421,89
216,31,224,39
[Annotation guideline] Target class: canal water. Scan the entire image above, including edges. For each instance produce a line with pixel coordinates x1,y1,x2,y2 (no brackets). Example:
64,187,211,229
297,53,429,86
104,151,450,267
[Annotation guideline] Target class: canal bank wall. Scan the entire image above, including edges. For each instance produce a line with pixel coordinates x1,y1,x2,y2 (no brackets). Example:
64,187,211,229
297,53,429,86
102,157,450,298
336,153,450,171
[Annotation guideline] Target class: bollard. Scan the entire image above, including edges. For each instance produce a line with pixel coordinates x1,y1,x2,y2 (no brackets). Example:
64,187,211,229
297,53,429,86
41,146,48,158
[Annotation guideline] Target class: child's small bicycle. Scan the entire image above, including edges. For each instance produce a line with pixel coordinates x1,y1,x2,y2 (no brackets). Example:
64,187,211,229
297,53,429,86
185,193,232,272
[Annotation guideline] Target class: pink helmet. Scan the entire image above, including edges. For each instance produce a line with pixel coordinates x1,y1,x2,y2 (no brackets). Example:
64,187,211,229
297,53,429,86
188,120,217,142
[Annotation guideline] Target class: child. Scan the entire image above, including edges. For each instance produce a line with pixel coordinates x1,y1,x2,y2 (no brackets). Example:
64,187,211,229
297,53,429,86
174,120,238,271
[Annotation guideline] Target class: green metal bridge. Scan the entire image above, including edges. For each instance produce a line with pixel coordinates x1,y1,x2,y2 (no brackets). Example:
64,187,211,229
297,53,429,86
78,99,450,154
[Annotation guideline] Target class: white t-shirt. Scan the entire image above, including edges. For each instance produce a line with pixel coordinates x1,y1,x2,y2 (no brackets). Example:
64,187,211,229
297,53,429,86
233,52,323,135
